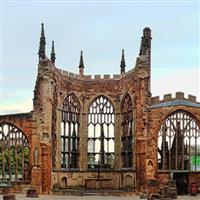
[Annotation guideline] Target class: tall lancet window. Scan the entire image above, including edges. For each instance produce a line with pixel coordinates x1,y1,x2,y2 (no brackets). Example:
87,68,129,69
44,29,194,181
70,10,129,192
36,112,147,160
158,110,200,171
88,96,115,169
121,94,133,168
61,93,80,169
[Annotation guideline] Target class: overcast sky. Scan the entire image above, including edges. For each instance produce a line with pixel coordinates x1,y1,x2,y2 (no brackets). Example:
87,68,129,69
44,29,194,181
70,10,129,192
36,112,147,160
0,0,199,114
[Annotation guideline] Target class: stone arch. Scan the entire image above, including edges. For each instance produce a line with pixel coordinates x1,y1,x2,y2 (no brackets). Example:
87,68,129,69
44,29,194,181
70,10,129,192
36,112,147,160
120,91,135,110
153,108,200,141
0,121,30,182
0,114,32,140
87,94,116,113
157,109,200,171
0,121,30,142
62,92,81,111
59,92,81,114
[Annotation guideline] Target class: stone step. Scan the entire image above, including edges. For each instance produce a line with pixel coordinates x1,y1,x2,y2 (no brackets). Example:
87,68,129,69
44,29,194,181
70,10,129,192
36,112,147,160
84,192,102,196
53,188,133,196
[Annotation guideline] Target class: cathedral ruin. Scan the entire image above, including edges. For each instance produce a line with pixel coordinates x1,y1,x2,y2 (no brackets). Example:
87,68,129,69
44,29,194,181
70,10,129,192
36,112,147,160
0,24,200,196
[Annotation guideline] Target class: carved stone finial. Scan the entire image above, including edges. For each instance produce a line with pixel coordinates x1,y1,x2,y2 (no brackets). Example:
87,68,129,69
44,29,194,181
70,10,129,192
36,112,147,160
50,41,56,64
38,23,46,60
79,50,84,68
79,50,84,76
120,49,126,74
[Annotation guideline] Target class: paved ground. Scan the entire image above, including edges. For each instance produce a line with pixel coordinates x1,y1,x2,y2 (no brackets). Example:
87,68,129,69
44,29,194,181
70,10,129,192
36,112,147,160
1,194,200,200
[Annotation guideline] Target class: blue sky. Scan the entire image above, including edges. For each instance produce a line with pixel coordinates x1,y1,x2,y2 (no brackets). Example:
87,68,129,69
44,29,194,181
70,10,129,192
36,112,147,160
0,0,199,114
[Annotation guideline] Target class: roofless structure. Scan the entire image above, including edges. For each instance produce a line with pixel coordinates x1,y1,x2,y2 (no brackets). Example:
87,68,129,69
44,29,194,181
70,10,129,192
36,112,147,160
0,24,200,196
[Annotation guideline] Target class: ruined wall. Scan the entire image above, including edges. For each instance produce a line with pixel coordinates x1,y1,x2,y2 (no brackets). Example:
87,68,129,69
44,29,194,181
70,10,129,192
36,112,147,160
0,27,153,194
148,92,200,190
3,26,200,196
33,52,151,192
0,57,146,193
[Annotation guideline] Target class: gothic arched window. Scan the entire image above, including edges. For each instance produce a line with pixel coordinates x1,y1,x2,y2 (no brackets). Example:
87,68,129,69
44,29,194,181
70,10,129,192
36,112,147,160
88,96,115,169
158,110,200,171
0,122,29,182
121,94,133,168
61,94,80,169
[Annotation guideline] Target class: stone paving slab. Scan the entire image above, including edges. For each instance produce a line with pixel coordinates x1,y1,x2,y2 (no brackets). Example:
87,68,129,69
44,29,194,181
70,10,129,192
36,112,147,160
0,194,200,200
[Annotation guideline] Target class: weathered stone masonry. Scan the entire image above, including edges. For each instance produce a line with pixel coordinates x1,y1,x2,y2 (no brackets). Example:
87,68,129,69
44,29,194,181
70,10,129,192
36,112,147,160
0,25,200,195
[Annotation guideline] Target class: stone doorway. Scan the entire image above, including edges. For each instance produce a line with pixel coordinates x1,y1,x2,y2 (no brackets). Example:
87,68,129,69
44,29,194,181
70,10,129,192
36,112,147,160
173,172,188,195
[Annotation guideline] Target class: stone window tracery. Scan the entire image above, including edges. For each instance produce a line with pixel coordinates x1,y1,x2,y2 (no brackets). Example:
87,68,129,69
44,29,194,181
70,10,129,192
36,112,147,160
158,110,200,171
0,122,30,182
88,96,115,169
61,93,80,169
121,94,133,168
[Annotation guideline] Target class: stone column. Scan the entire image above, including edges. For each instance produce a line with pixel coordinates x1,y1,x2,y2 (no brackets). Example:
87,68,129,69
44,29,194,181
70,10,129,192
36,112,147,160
114,112,121,169
81,111,88,171
41,144,51,194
